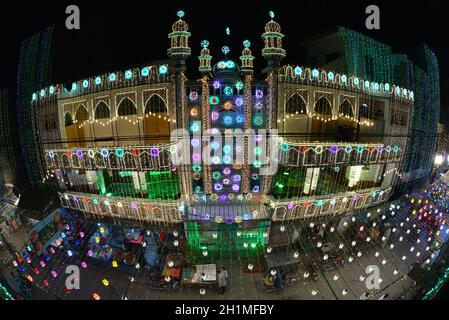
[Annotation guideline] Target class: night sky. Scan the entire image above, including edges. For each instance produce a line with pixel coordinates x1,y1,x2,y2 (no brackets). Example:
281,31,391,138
1,0,448,124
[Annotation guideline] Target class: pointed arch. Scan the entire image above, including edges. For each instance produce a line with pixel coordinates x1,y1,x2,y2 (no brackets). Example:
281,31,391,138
64,112,73,126
314,96,332,115
75,105,89,121
286,94,307,114
95,101,110,119
117,97,137,116
339,100,354,117
145,94,167,114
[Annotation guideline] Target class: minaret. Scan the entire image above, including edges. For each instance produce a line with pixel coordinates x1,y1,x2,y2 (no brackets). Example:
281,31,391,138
167,10,191,72
261,11,286,72
240,40,254,75
198,40,212,74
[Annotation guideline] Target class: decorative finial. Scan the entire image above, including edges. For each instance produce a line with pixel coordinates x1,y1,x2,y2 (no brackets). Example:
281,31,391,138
177,10,185,18
222,46,230,55
226,27,231,36
269,11,275,19
243,40,251,48
201,40,209,48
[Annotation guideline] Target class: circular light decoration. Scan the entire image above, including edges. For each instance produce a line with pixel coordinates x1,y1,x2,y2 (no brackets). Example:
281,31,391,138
92,293,101,300
150,147,160,157
235,97,244,107
270,269,277,276
200,288,206,295
341,75,347,83
226,60,235,68
71,83,77,91
93,198,99,205
385,83,390,92
49,86,55,95
115,148,125,158
357,145,364,154
32,93,37,101
385,145,392,153
125,70,133,80
223,115,233,125
214,183,223,191
280,142,289,152
393,145,399,153
327,72,334,81
102,279,109,287
100,148,109,158
235,81,244,91
294,66,302,76
217,61,227,69
255,89,264,99
75,149,84,159
159,65,168,75
344,145,352,153
88,149,95,158
232,184,240,192
330,144,338,154
192,164,202,173
189,91,198,101
312,69,319,78
212,172,221,180
253,115,264,126
224,86,233,96
201,40,209,48
95,77,102,85
209,96,220,105
109,73,116,82
354,78,359,86
141,67,150,77
222,46,230,55
236,115,244,123
365,80,370,89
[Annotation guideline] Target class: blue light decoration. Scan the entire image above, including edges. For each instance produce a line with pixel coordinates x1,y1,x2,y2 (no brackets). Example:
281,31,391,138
235,97,244,107
255,90,263,99
159,65,168,75
95,77,102,85
226,27,230,36
384,83,390,92
317,200,324,207
253,160,262,169
93,198,99,205
385,145,392,153
214,183,223,191
327,72,334,81
190,121,201,133
177,10,185,18
294,66,302,76
243,39,251,48
201,40,209,48
353,78,359,86
223,145,232,154
71,83,77,91
280,142,289,152
364,80,370,89
226,60,235,68
374,83,379,91
40,89,45,97
312,69,319,78
254,147,262,155
224,86,233,96
345,145,353,153
49,86,55,95
115,148,125,158
100,148,109,158
393,145,399,153
32,93,37,101
223,115,233,125
109,73,116,82
357,145,364,154
222,46,230,55
236,115,244,124
269,10,275,19
125,70,133,80
83,80,89,88
141,67,150,77
211,141,220,150
213,80,221,89
209,96,220,105
341,75,347,84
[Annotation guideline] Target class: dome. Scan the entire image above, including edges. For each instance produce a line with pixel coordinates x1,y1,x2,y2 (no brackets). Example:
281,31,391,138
172,19,189,32
242,47,252,56
264,20,281,33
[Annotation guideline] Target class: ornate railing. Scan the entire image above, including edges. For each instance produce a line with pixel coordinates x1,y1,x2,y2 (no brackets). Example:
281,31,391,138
270,187,392,221
278,139,402,167
45,142,180,171
59,192,183,224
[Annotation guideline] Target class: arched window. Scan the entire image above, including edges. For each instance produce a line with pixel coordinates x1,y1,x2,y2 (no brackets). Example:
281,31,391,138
95,102,110,119
314,97,332,116
339,100,354,117
64,112,73,126
75,105,89,121
286,94,307,114
117,97,137,116
145,95,167,114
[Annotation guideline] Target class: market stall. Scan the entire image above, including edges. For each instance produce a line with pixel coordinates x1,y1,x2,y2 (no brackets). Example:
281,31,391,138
181,264,218,288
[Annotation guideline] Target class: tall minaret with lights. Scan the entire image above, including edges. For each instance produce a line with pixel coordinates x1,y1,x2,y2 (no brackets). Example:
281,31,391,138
261,11,286,72
168,10,191,130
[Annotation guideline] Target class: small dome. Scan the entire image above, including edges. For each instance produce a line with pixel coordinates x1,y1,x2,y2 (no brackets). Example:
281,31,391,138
172,19,189,32
242,47,252,56
264,20,281,33
200,47,210,55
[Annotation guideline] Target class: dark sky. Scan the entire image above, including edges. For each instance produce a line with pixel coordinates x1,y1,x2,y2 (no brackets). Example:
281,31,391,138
1,0,448,122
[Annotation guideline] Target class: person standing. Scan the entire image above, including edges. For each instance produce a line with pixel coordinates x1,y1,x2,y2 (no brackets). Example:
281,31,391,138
274,270,283,295
217,267,228,294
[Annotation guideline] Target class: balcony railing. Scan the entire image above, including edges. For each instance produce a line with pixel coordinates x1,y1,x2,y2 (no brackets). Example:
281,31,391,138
271,187,392,221
45,142,179,171
278,139,402,167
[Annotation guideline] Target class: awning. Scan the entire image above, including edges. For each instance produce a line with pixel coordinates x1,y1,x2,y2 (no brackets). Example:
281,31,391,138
187,203,271,221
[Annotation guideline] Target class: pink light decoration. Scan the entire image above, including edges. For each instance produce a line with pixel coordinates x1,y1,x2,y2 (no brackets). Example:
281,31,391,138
88,250,94,257
51,270,58,278
192,153,201,162
40,261,46,268
26,258,31,264
79,232,85,238
49,247,55,254
211,112,219,121
131,202,138,209
81,261,88,269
